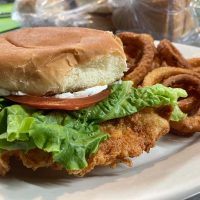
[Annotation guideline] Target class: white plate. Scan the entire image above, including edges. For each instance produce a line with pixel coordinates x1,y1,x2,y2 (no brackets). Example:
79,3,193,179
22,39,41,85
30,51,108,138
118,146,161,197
0,43,200,200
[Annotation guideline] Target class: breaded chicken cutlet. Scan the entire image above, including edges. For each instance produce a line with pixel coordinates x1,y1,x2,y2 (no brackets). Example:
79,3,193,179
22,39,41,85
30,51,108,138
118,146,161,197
0,109,169,176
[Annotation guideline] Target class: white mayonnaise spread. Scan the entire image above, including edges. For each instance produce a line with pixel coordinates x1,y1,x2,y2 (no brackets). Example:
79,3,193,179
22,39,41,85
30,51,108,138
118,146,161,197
54,85,108,99
0,85,108,99
12,91,27,96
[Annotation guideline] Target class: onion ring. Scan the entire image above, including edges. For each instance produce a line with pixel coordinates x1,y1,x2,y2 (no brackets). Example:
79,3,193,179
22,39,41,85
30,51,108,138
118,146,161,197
142,67,200,86
178,96,198,113
118,32,157,86
142,67,200,136
170,109,200,137
188,58,200,74
162,74,200,94
157,39,190,68
188,58,200,68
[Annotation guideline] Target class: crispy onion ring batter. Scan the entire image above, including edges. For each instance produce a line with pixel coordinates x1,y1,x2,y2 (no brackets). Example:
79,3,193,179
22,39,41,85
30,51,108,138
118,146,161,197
178,96,198,113
188,58,200,68
188,58,200,74
118,32,157,86
157,39,190,68
142,67,200,136
142,67,199,86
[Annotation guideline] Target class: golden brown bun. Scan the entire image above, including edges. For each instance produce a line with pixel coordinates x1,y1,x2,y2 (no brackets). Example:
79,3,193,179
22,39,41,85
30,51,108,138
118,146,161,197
0,27,127,95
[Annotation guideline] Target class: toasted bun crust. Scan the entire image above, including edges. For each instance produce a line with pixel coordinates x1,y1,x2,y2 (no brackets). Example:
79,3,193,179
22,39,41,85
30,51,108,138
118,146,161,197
0,27,127,95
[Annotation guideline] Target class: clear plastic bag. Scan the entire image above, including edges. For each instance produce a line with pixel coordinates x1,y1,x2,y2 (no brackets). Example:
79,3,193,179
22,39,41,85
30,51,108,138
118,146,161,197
12,0,115,30
12,0,200,44
113,0,199,43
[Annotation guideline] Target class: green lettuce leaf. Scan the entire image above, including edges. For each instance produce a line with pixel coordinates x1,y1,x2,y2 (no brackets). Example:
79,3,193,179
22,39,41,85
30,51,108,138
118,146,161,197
73,81,187,123
0,107,108,170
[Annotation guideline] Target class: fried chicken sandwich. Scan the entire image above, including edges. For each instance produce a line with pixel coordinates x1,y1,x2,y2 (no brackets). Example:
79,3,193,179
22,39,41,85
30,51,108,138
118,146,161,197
0,27,187,176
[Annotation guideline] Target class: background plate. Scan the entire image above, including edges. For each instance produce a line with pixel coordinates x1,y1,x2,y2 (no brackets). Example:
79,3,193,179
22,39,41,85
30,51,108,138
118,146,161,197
0,43,200,200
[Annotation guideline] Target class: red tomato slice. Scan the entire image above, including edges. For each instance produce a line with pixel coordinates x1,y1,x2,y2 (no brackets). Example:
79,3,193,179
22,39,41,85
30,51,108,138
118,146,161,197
6,89,110,110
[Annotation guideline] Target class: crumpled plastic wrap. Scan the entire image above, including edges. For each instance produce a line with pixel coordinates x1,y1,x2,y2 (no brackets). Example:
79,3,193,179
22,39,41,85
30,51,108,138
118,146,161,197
192,0,200,25
113,0,198,43
12,0,115,30
12,0,199,44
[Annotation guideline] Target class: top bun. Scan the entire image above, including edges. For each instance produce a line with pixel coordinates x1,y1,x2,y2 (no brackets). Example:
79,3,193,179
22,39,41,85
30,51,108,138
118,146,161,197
0,27,127,96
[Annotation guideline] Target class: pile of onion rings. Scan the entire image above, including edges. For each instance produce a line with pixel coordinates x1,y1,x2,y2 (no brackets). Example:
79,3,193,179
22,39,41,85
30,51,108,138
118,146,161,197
120,34,200,137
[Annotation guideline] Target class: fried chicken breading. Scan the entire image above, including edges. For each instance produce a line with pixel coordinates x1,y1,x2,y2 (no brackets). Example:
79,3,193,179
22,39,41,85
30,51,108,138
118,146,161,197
0,109,169,176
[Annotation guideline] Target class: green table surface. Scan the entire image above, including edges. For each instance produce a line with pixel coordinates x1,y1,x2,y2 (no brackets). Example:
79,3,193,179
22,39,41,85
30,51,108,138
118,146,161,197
0,3,20,33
